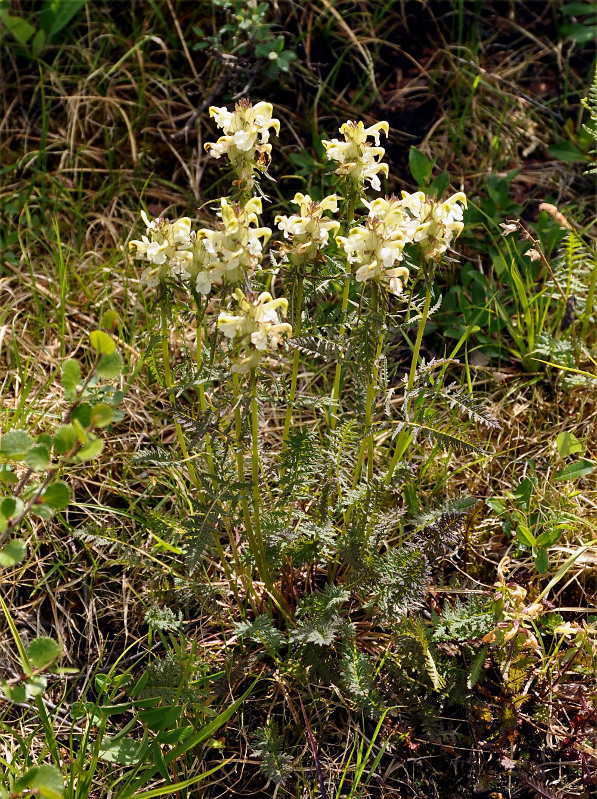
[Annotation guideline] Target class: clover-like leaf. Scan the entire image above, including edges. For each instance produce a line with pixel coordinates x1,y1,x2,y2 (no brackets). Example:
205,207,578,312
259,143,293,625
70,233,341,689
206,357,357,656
89,329,116,355
28,636,61,670
0,430,32,460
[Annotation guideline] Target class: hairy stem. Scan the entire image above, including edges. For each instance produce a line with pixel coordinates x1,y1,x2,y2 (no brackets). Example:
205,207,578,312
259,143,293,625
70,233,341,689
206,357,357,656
282,274,304,445
384,282,433,485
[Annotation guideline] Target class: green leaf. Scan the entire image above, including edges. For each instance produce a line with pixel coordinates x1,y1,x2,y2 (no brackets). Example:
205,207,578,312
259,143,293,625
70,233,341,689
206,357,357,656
96,350,123,379
76,438,104,462
71,403,91,428
102,309,120,330
61,359,81,390
554,459,596,482
547,140,589,163
90,402,114,428
4,682,26,703
138,705,182,731
53,424,77,455
28,636,61,669
556,431,583,458
25,444,51,472
536,527,563,548
515,524,536,548
409,146,435,186
0,467,18,484
428,170,450,199
98,737,146,765
0,497,23,518
40,0,87,38
41,481,70,509
0,11,36,45
0,430,32,460
13,764,64,798
0,539,27,567
562,2,597,13
25,674,48,697
30,27,46,56
535,548,549,575
89,329,116,355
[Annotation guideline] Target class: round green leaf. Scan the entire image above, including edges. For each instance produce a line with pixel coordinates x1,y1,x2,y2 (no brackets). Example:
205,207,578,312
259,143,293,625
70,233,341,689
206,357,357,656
71,402,91,428
25,444,51,472
0,497,23,518
14,764,63,797
0,539,27,567
102,309,120,329
28,636,61,670
90,402,114,428
0,430,32,460
89,329,116,355
0,467,18,485
4,682,26,703
96,350,123,379
61,359,81,391
77,438,104,462
556,431,583,458
53,424,77,455
41,481,70,510
25,674,48,697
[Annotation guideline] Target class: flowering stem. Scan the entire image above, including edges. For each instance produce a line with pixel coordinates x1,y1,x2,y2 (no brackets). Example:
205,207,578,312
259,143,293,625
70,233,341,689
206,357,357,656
282,274,304,445
250,371,267,579
330,192,357,431
384,282,433,486
353,286,384,484
161,306,199,488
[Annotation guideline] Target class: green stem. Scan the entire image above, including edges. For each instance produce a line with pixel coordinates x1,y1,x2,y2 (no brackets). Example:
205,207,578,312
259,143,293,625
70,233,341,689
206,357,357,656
353,286,384,484
582,249,597,342
282,274,304,445
384,282,433,486
330,192,357,431
161,306,199,488
250,371,267,580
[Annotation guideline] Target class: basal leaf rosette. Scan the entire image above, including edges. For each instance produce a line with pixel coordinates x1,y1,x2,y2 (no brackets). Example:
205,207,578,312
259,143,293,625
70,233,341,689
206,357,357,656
129,212,197,288
400,191,467,260
205,99,281,189
322,120,389,192
218,289,292,373
275,193,340,266
336,196,410,297
195,198,272,296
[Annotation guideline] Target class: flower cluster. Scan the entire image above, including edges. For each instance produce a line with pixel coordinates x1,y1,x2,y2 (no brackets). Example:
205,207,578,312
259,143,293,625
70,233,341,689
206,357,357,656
205,100,280,189
195,198,271,295
400,191,467,260
275,193,340,265
129,211,199,288
337,196,409,296
218,289,292,373
322,120,389,192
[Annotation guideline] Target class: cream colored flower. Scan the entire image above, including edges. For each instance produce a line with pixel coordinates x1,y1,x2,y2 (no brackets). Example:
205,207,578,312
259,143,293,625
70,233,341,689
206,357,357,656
322,120,389,191
400,191,467,260
129,213,197,288
205,100,280,189
218,289,292,373
195,198,271,295
275,193,340,265
336,196,409,296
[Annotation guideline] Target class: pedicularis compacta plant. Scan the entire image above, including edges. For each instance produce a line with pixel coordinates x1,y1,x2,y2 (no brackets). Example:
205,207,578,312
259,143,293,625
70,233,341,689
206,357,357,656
129,99,497,715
